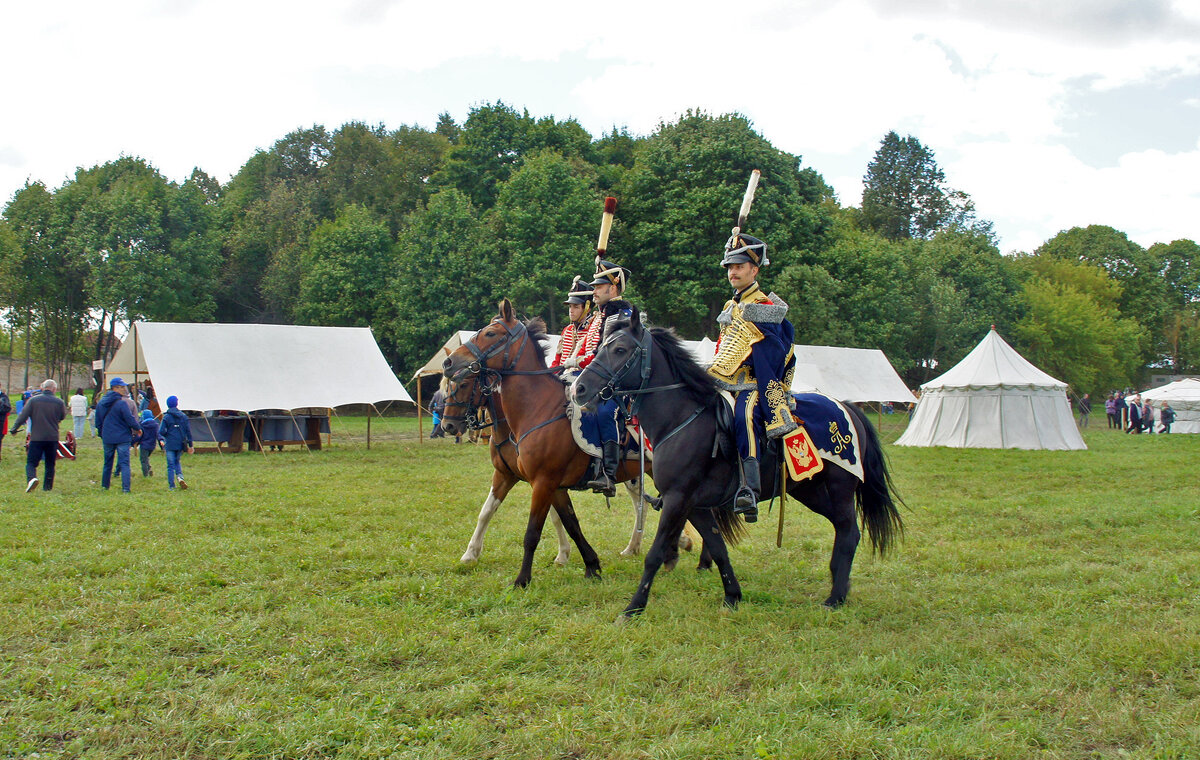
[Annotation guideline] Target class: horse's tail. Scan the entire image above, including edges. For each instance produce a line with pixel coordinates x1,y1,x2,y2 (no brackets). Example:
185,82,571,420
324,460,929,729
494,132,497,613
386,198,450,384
714,507,748,547
844,402,905,557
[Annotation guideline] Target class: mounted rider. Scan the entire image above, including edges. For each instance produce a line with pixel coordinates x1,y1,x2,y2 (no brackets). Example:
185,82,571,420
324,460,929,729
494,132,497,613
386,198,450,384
707,171,796,522
551,276,595,369
563,197,633,497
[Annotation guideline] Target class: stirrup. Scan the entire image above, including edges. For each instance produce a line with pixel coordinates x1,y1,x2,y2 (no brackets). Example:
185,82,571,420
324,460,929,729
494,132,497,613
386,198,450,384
733,487,759,522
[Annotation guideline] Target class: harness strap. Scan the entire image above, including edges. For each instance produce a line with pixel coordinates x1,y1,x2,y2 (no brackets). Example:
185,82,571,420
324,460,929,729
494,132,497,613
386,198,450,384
513,410,569,455
653,404,707,449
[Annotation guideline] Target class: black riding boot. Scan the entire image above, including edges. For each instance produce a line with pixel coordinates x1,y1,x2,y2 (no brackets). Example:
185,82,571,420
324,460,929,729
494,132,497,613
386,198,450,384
733,457,760,522
587,441,620,497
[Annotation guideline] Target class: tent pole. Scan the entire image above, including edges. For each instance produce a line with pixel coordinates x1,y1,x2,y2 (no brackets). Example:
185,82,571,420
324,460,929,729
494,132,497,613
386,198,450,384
327,408,332,448
287,410,312,455
367,410,372,450
246,413,269,458
201,415,225,459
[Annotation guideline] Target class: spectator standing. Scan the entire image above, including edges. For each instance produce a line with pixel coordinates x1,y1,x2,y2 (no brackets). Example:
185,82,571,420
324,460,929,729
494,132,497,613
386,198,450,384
0,383,12,461
69,387,89,440
16,390,30,416
1126,394,1142,434
429,385,447,439
9,379,67,492
1142,398,1155,434
1160,402,1176,434
1105,393,1117,429
137,410,160,477
159,395,194,490
95,377,140,492
1115,391,1128,429
1078,393,1091,428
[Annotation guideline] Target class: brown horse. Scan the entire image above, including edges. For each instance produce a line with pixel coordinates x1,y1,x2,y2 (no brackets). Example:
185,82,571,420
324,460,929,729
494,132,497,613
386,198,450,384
440,300,661,588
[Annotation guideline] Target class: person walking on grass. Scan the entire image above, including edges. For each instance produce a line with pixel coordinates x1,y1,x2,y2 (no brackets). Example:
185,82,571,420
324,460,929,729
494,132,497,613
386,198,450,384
159,395,194,490
0,382,12,462
69,387,89,440
96,377,140,492
1160,402,1176,434
1078,393,1091,428
137,410,160,477
9,379,67,493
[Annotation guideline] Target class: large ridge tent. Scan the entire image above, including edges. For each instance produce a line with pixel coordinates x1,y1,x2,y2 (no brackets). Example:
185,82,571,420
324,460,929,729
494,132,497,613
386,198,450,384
896,327,1086,450
1141,378,1200,433
106,323,412,448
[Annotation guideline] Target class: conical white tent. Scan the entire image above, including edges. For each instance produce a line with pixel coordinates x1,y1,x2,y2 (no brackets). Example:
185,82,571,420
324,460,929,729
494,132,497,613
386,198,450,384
896,328,1086,450
1141,378,1200,433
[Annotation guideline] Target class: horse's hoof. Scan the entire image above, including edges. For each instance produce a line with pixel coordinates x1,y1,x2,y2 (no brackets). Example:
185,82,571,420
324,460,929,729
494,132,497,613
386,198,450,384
619,546,639,557
678,535,694,552
584,567,602,580
459,553,480,566
723,595,740,610
513,578,530,589
553,555,570,567
823,596,846,608
696,561,712,572
663,558,678,573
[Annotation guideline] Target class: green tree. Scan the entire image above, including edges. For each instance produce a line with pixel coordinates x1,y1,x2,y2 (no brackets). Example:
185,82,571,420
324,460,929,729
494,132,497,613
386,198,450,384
490,150,599,331
384,190,501,375
1011,255,1144,393
432,101,539,209
861,131,990,241
1151,238,1200,372
617,110,834,337
295,205,394,327
1037,225,1165,364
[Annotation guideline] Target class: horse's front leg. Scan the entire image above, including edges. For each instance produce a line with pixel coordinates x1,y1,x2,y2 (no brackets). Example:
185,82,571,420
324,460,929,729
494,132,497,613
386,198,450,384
548,501,571,566
687,509,741,609
551,488,602,580
621,494,690,620
514,479,557,588
461,472,517,565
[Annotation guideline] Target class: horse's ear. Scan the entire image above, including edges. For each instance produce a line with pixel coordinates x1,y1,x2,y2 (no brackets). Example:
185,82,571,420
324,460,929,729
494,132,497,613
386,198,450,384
499,298,515,322
630,306,643,332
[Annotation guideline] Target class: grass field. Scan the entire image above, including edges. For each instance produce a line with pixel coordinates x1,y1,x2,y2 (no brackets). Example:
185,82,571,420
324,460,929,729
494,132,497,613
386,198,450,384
1,414,1197,759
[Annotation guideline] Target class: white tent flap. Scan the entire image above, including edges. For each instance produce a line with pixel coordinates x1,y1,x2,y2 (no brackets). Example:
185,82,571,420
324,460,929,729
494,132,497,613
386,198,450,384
107,322,412,412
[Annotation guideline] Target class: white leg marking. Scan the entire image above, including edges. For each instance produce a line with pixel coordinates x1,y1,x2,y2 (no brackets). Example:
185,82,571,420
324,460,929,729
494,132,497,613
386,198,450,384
550,508,571,565
461,488,502,564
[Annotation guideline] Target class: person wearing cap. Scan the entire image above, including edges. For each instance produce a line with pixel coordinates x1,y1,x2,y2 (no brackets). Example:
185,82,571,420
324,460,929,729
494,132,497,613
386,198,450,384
708,233,796,521
159,395,194,490
9,379,67,493
552,276,596,370
95,377,141,492
570,258,634,496
137,409,161,477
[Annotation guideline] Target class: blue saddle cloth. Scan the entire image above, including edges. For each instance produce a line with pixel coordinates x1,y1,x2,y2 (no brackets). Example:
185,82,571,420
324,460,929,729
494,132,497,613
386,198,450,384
791,393,858,468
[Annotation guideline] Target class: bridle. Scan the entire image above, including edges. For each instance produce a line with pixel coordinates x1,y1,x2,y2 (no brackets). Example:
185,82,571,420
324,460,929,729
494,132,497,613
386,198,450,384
579,323,688,420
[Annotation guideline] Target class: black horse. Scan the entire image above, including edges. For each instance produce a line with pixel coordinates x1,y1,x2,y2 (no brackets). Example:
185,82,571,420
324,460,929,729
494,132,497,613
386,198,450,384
572,309,904,618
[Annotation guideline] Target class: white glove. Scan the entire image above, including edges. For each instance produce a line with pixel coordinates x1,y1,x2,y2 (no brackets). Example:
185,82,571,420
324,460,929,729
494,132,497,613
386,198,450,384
562,356,580,370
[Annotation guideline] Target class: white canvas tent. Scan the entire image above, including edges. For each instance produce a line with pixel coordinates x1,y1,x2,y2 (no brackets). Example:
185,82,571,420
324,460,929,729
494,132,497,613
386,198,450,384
1141,378,1200,433
106,322,412,412
896,327,1086,450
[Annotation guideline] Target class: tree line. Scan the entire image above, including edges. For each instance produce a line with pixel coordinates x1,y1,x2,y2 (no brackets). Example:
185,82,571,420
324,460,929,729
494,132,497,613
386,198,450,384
2,103,1197,396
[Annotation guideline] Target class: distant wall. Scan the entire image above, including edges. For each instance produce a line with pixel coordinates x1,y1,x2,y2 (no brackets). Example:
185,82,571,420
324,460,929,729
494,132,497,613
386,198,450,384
0,357,95,395
1148,373,1200,388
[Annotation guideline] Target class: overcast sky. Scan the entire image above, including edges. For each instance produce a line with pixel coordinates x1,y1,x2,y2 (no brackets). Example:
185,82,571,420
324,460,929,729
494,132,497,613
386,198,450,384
3,0,1198,254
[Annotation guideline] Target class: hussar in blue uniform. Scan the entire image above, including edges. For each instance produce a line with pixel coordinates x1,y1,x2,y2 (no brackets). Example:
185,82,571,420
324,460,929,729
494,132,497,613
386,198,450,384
707,171,796,521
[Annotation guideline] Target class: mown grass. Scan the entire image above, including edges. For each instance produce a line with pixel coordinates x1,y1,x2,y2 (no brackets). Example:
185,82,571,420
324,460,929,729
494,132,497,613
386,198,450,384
0,414,1197,759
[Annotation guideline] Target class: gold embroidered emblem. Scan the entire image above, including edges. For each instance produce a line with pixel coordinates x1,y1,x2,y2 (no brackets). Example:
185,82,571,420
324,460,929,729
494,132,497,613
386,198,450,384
828,421,853,454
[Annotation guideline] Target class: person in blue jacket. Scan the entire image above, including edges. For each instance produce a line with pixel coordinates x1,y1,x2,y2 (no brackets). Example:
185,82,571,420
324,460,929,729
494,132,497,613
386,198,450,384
95,377,141,492
159,395,194,490
137,409,160,477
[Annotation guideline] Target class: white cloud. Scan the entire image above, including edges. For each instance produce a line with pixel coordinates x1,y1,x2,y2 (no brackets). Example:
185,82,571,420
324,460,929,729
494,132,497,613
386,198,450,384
1,0,1197,251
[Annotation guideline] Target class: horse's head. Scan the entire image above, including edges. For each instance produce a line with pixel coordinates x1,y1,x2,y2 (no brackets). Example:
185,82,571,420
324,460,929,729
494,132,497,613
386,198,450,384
571,307,648,410
439,374,492,438
442,298,528,382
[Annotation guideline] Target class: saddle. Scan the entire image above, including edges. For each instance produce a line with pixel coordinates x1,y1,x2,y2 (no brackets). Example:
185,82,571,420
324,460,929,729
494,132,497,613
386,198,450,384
564,401,648,462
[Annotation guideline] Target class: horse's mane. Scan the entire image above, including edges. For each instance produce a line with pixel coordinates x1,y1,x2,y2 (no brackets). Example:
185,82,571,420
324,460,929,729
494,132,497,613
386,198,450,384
524,317,551,368
648,326,717,404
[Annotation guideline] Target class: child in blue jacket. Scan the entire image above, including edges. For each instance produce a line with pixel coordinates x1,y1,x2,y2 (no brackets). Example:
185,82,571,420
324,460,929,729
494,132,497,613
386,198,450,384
137,410,160,477
159,395,194,490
